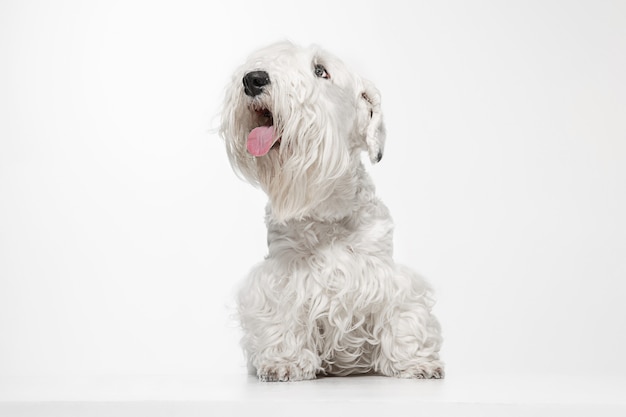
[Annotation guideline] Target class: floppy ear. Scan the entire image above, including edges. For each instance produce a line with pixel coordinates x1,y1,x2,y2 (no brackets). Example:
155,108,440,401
358,78,386,164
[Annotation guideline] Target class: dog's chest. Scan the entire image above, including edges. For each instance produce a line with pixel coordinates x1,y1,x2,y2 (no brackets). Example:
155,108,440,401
268,221,393,300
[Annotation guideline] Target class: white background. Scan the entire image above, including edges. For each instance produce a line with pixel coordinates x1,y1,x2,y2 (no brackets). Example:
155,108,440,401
1,0,625,384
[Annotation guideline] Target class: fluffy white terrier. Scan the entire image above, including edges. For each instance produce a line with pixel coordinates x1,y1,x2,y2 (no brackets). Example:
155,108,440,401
220,42,443,381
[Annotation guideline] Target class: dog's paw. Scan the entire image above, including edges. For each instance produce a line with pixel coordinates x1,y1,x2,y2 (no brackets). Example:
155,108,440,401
257,363,317,382
405,361,445,379
383,360,445,379
411,365,445,379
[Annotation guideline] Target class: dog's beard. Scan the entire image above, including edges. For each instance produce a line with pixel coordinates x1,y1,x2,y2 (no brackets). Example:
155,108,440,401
243,99,354,221
256,114,354,222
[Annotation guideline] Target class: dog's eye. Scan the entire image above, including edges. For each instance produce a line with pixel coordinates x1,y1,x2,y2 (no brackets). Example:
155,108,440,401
314,64,330,79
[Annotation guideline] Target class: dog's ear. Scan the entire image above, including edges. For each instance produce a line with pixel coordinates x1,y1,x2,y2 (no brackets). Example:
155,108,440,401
358,79,386,164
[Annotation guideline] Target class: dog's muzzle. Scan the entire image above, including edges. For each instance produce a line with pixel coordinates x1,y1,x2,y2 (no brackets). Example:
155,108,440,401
243,71,270,97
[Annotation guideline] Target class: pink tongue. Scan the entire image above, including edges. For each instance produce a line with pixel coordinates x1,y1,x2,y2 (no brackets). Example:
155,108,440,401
247,126,278,157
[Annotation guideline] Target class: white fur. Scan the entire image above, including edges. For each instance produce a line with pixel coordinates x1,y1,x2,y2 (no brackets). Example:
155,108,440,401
220,42,443,381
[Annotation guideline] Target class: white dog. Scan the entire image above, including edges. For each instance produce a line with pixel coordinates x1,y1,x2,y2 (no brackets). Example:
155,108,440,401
220,42,443,381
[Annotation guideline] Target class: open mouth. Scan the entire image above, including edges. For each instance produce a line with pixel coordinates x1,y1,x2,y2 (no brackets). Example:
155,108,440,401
247,105,280,157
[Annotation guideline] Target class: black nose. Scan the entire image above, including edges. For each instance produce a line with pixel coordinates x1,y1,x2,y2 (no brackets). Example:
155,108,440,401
243,71,270,97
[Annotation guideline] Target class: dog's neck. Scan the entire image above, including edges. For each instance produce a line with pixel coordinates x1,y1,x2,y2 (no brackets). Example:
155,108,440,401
266,160,375,219
265,161,389,255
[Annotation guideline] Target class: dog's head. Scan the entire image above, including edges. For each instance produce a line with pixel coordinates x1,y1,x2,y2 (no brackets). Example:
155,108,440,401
220,42,385,221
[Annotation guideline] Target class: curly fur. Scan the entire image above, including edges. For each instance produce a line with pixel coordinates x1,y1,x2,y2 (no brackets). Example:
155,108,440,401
220,41,443,381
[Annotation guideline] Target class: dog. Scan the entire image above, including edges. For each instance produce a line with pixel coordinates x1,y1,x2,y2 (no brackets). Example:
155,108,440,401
220,42,443,381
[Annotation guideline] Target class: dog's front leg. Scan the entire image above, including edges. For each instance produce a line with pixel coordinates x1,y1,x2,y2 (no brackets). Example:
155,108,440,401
238,260,321,382
373,266,445,379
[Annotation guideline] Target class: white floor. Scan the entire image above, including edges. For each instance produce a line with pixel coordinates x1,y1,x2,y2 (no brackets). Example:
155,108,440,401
1,373,624,417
